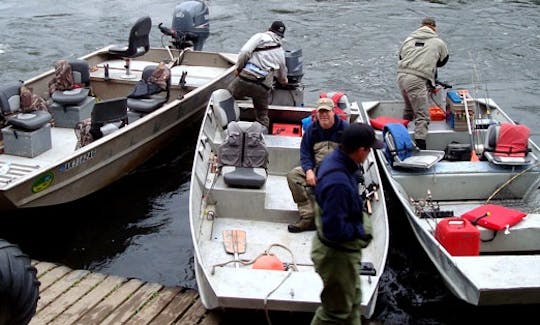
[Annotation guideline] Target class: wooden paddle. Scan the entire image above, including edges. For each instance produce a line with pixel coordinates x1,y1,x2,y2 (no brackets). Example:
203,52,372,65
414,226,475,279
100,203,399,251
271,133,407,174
223,229,246,268
459,90,480,162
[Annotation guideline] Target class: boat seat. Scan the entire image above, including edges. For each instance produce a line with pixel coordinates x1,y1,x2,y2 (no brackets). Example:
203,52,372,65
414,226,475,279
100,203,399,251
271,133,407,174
50,60,91,105
50,59,95,127
211,88,241,130
383,123,444,169
0,83,52,131
127,64,171,114
90,97,128,139
483,123,536,166
108,16,152,79
210,89,268,189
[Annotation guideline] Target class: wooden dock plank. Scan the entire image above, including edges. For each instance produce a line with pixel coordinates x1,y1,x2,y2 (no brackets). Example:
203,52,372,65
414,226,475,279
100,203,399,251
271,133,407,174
31,272,105,324
49,274,127,325
100,282,163,325
177,298,209,324
75,278,145,324
128,286,183,324
35,269,89,313
149,289,199,325
35,265,71,292
31,262,226,325
33,261,57,275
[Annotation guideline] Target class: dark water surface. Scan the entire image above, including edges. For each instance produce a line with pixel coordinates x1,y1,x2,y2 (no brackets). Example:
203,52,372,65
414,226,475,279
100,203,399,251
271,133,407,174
0,1,538,324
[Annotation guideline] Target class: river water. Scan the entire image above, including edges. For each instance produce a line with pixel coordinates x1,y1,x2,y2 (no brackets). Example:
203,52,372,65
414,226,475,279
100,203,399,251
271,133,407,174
0,1,538,324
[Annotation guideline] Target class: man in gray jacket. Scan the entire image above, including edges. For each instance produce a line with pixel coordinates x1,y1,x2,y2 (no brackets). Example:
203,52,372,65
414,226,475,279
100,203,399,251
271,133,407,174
397,17,449,149
228,21,288,131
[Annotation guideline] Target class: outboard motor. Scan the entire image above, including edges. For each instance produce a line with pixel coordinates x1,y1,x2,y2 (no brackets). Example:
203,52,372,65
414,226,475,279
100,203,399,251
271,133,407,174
274,48,304,90
271,47,304,106
159,1,209,50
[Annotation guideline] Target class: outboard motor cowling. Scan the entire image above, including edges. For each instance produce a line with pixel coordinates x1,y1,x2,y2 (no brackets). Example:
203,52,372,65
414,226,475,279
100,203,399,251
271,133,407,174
275,48,303,90
161,1,209,50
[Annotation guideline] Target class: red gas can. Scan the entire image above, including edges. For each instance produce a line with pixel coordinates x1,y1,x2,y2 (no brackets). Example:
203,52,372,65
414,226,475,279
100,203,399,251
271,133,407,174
435,217,480,256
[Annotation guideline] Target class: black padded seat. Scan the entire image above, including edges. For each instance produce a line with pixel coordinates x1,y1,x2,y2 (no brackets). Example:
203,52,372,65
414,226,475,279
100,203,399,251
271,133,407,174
51,88,89,105
127,65,170,113
108,16,152,78
90,97,128,138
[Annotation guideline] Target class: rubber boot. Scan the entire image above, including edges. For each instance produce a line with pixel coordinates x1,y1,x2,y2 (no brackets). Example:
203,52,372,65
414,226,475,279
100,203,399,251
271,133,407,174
287,216,316,233
416,139,426,150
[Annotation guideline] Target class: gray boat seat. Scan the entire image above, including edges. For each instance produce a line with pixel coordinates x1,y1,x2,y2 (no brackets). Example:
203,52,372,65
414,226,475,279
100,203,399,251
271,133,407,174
483,123,536,166
384,123,444,169
211,88,240,129
50,60,91,105
127,65,171,114
90,97,128,139
211,89,268,189
0,83,52,131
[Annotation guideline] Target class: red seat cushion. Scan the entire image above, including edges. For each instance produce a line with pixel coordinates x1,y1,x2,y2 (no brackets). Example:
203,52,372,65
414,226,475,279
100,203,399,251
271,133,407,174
370,116,410,130
461,204,526,231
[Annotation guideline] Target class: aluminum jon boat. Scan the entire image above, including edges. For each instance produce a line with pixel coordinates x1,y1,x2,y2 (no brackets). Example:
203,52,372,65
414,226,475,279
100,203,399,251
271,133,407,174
361,91,540,306
0,12,236,210
189,83,389,318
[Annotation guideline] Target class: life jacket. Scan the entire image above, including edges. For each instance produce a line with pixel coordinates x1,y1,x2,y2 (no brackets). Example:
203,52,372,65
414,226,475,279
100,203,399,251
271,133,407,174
218,121,269,169
302,91,349,131
493,123,530,157
383,123,415,164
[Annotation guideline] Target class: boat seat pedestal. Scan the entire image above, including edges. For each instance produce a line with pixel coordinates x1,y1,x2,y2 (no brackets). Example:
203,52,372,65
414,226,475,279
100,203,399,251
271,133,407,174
50,96,95,128
2,124,52,157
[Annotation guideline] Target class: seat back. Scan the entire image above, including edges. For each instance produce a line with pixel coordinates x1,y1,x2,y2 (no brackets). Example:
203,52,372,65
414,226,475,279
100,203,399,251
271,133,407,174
383,123,444,169
69,60,91,87
211,89,239,130
0,83,21,115
90,97,128,138
484,123,535,165
114,16,152,58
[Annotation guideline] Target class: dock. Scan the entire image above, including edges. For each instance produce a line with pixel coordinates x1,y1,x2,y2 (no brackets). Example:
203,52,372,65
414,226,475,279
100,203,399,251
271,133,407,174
30,260,221,324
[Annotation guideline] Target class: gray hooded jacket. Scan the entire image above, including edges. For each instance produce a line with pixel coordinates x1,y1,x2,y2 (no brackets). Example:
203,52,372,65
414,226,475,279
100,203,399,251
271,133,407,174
397,26,449,86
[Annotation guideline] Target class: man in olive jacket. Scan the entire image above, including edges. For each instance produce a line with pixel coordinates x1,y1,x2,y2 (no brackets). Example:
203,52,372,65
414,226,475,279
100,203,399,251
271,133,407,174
397,17,449,150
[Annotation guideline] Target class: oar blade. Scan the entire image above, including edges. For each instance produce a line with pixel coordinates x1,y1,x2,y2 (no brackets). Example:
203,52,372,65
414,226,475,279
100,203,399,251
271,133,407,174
223,229,246,254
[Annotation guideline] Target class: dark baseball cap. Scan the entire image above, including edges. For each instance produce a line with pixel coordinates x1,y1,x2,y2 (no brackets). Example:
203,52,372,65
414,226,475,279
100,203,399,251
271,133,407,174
341,123,384,150
269,21,286,37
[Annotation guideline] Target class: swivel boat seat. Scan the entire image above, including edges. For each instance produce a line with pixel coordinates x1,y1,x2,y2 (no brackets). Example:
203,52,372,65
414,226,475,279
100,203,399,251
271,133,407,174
483,123,536,166
126,64,171,122
50,59,95,127
108,16,152,79
90,97,128,140
0,83,53,157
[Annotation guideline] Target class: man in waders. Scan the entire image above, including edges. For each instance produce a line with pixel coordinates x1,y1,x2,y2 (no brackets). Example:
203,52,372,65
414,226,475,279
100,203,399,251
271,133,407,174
311,123,383,324
286,97,348,233
397,17,449,149
228,21,288,132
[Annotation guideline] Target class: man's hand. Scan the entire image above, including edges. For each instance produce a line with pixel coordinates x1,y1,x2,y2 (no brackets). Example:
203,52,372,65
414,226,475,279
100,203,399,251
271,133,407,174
306,169,316,187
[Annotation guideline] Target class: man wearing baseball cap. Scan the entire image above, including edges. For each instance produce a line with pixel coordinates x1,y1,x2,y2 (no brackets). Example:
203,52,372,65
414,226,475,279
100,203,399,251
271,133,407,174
286,97,349,233
311,122,383,324
227,21,288,131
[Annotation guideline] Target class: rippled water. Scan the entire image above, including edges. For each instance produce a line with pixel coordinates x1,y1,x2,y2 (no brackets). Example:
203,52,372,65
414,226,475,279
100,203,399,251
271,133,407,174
0,1,538,324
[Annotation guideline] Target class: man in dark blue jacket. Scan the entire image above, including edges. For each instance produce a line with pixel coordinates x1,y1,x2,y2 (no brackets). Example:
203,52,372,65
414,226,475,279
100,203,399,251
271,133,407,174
311,122,383,324
287,97,348,232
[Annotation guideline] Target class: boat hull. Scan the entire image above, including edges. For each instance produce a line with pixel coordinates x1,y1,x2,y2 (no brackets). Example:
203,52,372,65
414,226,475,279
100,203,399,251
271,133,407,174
190,96,388,317
361,99,540,305
0,48,236,210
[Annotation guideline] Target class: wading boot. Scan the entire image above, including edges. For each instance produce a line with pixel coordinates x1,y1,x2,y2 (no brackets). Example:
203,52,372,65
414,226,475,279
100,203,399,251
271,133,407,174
416,139,426,150
287,217,316,233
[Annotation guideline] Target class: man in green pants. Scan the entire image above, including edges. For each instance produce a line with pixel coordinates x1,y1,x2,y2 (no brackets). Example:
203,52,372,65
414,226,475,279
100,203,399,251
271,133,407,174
311,123,383,324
